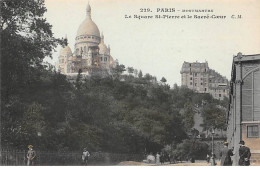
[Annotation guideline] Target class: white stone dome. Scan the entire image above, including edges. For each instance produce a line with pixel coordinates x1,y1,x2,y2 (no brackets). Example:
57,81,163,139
98,34,109,55
76,3,100,43
77,18,100,38
60,45,72,57
99,42,109,55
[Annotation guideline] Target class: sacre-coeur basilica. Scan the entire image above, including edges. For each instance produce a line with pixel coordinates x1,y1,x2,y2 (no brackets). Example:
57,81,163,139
57,3,118,77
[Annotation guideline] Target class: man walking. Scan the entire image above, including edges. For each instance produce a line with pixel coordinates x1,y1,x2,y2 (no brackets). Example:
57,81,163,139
82,147,90,165
206,154,210,163
27,145,36,166
220,142,233,166
238,140,251,166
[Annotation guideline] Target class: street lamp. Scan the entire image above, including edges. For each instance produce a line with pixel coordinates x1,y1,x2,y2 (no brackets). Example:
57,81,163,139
211,128,216,166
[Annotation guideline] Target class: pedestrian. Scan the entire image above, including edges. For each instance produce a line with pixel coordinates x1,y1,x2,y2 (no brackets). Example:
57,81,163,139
27,145,36,166
147,153,155,163
220,142,233,166
160,152,164,164
211,153,216,165
82,147,90,165
206,154,210,163
238,140,251,166
168,153,172,164
156,152,160,164
190,156,195,163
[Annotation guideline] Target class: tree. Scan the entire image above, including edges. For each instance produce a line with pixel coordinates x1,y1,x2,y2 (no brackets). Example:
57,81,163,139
160,77,167,83
201,103,227,131
183,103,195,131
112,64,126,79
20,102,46,148
1,0,62,149
173,139,209,161
138,70,143,78
75,69,83,90
127,67,134,75
144,73,153,81
1,0,62,100
133,69,138,77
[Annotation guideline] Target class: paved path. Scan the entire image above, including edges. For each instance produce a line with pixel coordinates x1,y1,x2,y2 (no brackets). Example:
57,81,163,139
117,160,221,166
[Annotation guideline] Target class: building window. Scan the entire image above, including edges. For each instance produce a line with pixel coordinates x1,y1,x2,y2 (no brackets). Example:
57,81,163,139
205,88,207,91
190,77,192,80
205,69,206,72
84,46,86,53
104,57,107,61
201,83,203,85
190,82,192,85
247,125,259,138
195,73,197,77
219,94,222,97
223,89,225,92
190,72,192,75
100,57,103,61
195,83,197,86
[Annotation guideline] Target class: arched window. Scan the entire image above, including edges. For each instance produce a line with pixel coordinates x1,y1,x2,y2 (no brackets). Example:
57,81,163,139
84,46,86,53
242,68,260,121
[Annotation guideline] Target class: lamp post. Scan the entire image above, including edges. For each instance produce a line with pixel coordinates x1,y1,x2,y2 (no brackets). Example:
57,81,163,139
211,128,216,166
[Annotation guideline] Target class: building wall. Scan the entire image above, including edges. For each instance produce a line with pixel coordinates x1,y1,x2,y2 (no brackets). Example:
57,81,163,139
227,53,260,165
242,123,260,150
180,61,229,100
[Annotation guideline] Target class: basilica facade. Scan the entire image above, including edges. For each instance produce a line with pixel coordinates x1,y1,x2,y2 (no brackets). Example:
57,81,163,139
57,3,117,76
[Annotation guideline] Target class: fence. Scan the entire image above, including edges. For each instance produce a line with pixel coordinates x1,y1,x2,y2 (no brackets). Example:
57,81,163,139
0,149,144,166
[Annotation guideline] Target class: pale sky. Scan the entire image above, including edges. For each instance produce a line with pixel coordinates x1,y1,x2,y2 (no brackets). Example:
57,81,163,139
44,0,260,86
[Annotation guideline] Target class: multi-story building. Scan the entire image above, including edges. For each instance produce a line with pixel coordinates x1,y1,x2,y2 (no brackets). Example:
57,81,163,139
180,61,229,100
227,52,260,165
57,3,117,77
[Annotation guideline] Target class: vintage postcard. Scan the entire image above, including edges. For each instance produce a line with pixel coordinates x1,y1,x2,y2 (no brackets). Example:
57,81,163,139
1,0,260,166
